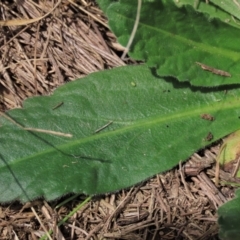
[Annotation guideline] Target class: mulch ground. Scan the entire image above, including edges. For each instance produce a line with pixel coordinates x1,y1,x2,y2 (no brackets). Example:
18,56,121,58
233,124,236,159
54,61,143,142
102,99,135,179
0,1,237,239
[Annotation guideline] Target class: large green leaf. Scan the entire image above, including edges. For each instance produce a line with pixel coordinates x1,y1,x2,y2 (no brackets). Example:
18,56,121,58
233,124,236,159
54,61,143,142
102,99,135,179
218,189,240,240
1,65,240,202
174,0,240,29
98,0,240,87
210,0,240,22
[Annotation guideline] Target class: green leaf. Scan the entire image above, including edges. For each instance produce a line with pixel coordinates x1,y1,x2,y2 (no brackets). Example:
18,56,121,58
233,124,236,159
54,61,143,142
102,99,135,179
1,65,240,202
218,189,240,240
96,0,115,13
174,0,240,29
210,0,240,22
218,130,240,179
97,0,240,87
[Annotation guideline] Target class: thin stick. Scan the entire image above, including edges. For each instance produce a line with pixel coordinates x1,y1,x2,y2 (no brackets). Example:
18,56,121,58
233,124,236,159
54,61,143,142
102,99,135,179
196,62,231,77
67,0,109,28
95,121,113,133
0,25,29,51
0,112,22,128
0,112,72,137
233,0,240,8
34,22,40,95
179,161,195,199
52,102,64,110
0,58,48,71
121,0,142,59
31,206,53,240
24,128,72,137
232,156,240,178
215,142,227,186
40,196,91,240
0,0,62,26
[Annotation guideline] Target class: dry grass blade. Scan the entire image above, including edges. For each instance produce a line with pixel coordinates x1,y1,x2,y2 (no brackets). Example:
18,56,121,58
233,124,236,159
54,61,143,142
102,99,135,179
0,0,125,111
67,0,109,28
0,0,62,26
0,112,72,137
31,207,53,240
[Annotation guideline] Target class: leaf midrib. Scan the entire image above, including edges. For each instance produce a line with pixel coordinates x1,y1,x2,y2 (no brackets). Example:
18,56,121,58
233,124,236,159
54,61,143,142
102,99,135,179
3,96,237,168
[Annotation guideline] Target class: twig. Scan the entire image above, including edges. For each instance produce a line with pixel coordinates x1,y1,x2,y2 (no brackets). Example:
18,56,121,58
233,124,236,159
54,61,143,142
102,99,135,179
52,102,64,110
121,0,142,59
0,112,72,137
24,127,72,137
195,62,231,77
31,206,53,240
95,121,113,133
67,0,109,28
0,0,62,26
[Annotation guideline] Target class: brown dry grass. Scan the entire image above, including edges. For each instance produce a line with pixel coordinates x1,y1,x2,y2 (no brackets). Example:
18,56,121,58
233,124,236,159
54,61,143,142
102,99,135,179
0,0,237,239
0,0,125,111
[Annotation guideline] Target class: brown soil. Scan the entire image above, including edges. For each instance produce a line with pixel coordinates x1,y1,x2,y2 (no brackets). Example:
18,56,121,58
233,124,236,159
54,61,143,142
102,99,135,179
0,1,237,239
